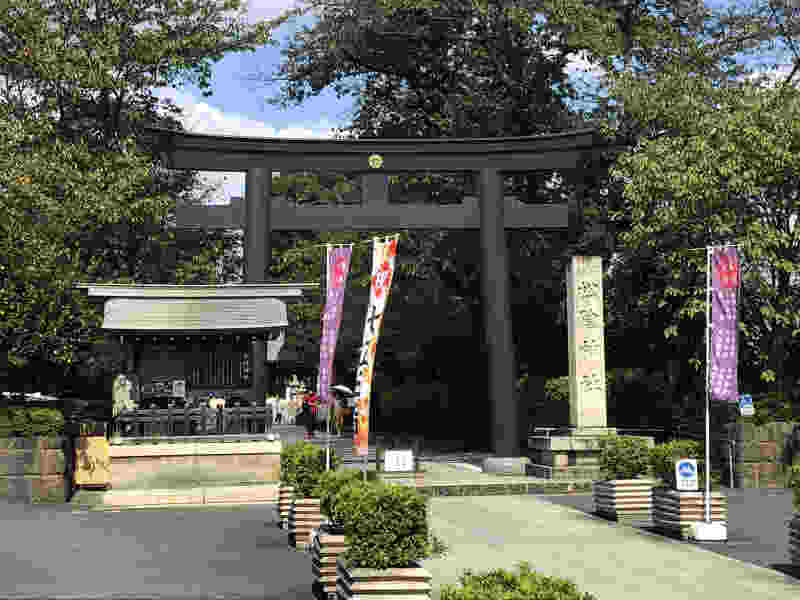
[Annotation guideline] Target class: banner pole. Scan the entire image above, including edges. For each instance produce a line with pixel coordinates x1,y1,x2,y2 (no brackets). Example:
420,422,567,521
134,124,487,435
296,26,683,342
705,245,712,524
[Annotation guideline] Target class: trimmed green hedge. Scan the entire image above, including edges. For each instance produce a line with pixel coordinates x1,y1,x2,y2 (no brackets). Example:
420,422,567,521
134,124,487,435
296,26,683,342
440,561,597,600
279,440,342,497
313,468,368,526
331,479,448,570
0,406,64,438
649,439,721,489
280,440,303,487
598,434,651,479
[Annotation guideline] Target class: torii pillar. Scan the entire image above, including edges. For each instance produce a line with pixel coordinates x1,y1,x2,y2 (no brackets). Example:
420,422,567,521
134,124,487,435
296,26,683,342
245,167,270,405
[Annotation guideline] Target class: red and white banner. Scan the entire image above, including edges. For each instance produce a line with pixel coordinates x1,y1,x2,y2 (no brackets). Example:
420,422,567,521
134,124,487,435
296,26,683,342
354,235,399,457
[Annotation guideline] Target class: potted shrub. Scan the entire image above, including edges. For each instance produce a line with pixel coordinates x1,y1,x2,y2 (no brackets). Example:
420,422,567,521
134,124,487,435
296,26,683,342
439,561,597,600
786,465,800,565
650,439,727,539
288,441,341,550
278,440,303,529
331,479,449,600
310,469,372,599
592,434,656,523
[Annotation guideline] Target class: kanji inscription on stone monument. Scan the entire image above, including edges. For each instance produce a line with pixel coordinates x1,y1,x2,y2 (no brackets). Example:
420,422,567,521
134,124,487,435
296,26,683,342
566,256,608,429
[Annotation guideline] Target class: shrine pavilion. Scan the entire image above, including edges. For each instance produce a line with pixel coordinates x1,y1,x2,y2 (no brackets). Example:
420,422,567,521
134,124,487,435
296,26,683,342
74,283,318,409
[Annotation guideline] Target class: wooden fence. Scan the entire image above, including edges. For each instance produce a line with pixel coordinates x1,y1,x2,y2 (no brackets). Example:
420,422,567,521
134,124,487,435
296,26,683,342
114,406,271,437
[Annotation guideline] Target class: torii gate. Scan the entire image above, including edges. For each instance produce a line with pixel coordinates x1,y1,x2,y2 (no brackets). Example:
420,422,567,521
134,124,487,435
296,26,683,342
147,127,602,458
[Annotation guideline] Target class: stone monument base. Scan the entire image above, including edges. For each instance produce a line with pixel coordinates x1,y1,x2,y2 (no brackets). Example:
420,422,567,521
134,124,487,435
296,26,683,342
527,427,619,480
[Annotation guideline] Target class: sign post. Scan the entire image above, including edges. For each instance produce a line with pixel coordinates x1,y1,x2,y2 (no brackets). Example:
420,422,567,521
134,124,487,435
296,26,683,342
739,394,754,417
675,459,698,492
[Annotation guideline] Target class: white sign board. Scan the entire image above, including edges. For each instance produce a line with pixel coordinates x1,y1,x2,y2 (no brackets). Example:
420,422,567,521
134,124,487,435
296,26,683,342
739,394,754,417
383,450,414,472
172,380,186,399
675,459,698,491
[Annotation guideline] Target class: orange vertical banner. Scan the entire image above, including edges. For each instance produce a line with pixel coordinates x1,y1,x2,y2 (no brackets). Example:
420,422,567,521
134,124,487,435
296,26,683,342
354,235,399,457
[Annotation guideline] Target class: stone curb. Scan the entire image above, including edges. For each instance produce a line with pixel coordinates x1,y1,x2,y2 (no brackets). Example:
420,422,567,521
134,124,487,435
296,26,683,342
70,478,594,511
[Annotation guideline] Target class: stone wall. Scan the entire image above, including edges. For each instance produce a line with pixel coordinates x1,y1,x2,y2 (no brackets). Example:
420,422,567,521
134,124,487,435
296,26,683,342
110,437,281,490
721,422,800,488
0,436,74,503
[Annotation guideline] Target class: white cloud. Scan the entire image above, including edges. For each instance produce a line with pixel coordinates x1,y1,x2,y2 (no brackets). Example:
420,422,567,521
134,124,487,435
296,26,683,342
742,64,800,89
564,50,606,78
240,0,323,23
154,87,340,204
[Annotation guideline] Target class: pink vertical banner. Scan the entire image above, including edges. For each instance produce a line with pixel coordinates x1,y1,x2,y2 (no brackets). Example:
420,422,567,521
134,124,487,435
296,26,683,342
711,246,740,403
317,245,352,419
354,235,399,457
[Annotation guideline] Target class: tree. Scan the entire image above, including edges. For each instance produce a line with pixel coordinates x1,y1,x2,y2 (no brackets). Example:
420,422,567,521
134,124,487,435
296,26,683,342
0,0,294,388
606,37,800,406
0,100,168,372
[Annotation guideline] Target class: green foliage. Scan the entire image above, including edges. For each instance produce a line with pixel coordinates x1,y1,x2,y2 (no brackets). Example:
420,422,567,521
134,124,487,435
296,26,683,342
544,376,571,407
313,468,366,523
649,439,720,489
0,406,64,438
279,440,303,487
788,465,800,512
735,393,800,427
439,560,597,600
543,371,621,414
330,479,449,569
291,441,342,498
0,0,289,384
605,26,800,402
598,434,651,479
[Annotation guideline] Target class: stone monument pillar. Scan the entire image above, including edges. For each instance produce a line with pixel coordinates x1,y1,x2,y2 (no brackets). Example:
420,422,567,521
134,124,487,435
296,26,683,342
567,255,609,429
527,256,626,480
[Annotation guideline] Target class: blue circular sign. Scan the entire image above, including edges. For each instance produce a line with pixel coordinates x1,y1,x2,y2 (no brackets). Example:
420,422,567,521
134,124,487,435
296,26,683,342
678,461,696,477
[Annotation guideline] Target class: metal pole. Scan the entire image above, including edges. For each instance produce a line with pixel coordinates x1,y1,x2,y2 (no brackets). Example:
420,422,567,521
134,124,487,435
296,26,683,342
326,411,331,472
729,438,734,489
705,246,712,524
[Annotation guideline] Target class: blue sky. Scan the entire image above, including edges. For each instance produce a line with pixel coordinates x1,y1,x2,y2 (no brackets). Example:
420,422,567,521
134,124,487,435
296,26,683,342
153,0,793,204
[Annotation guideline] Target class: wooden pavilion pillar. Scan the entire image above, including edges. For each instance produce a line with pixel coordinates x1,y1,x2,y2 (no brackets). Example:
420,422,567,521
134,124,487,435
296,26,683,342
245,167,271,404
479,168,518,457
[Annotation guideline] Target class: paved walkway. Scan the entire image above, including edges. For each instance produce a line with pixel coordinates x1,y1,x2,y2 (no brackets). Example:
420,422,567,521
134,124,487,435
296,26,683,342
3,492,800,599
0,502,311,599
540,487,800,576
422,494,800,600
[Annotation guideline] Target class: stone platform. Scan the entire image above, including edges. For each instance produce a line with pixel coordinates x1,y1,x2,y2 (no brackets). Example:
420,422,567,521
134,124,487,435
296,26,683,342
527,427,620,480
108,434,281,491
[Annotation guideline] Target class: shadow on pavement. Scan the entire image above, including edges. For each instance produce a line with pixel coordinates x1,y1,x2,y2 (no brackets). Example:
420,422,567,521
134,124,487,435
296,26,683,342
539,487,799,578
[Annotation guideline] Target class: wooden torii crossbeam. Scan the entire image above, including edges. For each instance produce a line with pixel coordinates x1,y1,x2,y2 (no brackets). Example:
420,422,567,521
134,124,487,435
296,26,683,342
146,127,603,458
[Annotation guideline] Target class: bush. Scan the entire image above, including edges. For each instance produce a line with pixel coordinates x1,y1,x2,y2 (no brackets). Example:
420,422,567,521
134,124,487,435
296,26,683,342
0,407,64,438
439,561,597,600
598,434,651,479
788,465,800,512
292,441,341,498
736,392,799,427
280,441,303,487
331,479,449,570
649,439,720,489
313,468,366,525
